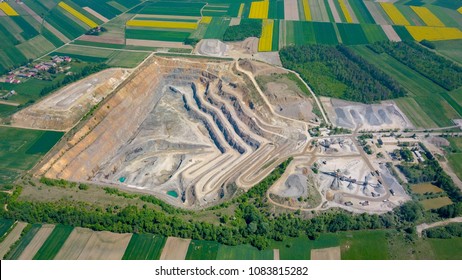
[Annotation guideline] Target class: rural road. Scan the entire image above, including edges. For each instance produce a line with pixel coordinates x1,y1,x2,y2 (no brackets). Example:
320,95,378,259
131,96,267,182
416,217,462,238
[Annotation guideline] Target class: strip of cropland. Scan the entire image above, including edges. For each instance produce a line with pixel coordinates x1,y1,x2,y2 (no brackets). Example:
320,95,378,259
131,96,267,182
4,224,42,260
0,2,19,16
405,26,462,41
0,127,64,184
259,19,274,51
58,2,98,28
126,20,198,29
351,45,459,128
338,0,353,23
380,3,410,26
122,234,166,260
410,6,445,27
249,0,269,19
32,224,73,260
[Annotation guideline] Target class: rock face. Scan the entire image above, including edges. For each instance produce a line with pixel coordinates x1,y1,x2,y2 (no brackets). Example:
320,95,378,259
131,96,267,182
38,56,308,209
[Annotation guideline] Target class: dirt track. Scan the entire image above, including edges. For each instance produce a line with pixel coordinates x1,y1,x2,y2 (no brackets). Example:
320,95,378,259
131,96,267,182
416,217,462,238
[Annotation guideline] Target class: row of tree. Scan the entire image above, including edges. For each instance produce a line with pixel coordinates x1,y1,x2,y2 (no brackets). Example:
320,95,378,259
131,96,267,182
279,45,406,103
368,41,462,91
1,158,425,250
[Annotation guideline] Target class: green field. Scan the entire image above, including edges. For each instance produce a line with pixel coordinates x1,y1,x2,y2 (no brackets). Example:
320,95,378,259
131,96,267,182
313,22,338,45
272,20,280,51
106,51,149,68
285,21,316,46
216,244,274,260
428,237,462,259
338,230,389,260
349,0,375,24
0,104,19,119
139,1,205,16
204,17,231,39
0,127,64,184
33,224,73,260
447,137,462,181
446,153,462,180
126,29,190,42
361,24,388,43
5,224,42,260
268,0,284,19
185,239,221,260
51,45,148,67
122,233,166,260
433,39,462,64
271,234,339,260
0,219,14,237
337,23,369,45
351,45,460,128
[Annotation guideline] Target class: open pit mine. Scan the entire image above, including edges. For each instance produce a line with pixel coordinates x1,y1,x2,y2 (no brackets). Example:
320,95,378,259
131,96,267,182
28,56,409,212
36,56,309,209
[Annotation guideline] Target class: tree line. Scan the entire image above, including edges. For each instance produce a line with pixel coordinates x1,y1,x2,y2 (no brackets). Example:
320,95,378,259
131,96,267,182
368,41,462,91
0,158,425,250
279,45,406,103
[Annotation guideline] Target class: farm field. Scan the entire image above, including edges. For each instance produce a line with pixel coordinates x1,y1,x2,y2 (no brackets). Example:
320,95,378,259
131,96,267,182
446,137,462,181
380,3,410,26
203,17,231,39
410,6,445,27
52,45,149,67
411,183,444,194
32,224,73,260
4,224,42,260
122,234,166,260
428,237,462,259
258,19,274,51
338,230,389,260
348,0,374,24
185,239,221,260
216,244,274,260
421,197,453,210
351,45,460,128
139,1,204,16
0,219,14,238
0,127,64,184
336,23,368,45
249,0,270,19
433,39,462,64
0,222,28,259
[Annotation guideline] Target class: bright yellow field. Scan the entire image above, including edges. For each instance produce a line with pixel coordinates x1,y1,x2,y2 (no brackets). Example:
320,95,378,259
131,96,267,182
410,6,444,27
0,2,19,16
200,16,212,24
302,0,312,21
258,19,273,52
406,26,462,41
458,7,462,14
249,0,269,19
127,20,198,29
58,2,98,28
339,0,353,23
380,3,410,26
238,3,245,17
